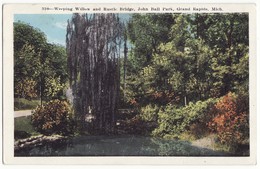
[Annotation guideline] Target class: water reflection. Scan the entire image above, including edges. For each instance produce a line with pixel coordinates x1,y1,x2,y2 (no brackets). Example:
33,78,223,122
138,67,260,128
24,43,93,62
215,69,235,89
15,135,227,156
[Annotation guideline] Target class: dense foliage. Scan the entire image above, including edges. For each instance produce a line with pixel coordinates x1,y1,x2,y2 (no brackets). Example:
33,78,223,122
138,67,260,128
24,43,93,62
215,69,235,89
140,104,160,122
32,100,73,135
152,98,217,138
14,22,68,101
123,13,249,151
14,13,249,155
208,92,249,147
124,13,249,107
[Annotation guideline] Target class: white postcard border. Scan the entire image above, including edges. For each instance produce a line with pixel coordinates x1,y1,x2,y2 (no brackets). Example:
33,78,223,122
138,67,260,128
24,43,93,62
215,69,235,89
2,3,257,165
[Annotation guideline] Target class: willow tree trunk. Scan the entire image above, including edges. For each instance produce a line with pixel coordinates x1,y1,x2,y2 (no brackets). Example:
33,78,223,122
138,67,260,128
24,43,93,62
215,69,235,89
66,13,124,133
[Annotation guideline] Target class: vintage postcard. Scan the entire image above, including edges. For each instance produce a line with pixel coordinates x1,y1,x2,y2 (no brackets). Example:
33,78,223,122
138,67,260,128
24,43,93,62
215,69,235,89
2,3,256,164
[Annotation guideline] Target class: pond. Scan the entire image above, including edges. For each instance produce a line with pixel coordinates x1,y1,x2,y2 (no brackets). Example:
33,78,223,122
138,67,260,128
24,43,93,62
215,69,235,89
15,135,228,156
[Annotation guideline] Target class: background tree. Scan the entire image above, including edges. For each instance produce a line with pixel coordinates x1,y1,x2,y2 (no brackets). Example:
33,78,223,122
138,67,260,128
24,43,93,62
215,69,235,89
14,22,68,103
125,13,249,107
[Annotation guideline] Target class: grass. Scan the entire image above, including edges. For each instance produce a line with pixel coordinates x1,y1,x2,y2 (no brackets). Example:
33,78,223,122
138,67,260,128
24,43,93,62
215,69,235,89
14,98,43,111
14,116,40,140
213,141,250,156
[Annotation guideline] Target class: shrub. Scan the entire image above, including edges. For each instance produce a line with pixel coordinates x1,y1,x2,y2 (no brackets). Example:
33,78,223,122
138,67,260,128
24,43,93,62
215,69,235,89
14,78,38,99
117,115,149,135
208,92,249,147
31,99,74,135
140,104,160,122
152,98,217,138
152,105,182,137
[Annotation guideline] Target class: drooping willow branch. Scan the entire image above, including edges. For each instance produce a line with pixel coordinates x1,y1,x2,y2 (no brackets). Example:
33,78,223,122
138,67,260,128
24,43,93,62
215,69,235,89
66,13,125,133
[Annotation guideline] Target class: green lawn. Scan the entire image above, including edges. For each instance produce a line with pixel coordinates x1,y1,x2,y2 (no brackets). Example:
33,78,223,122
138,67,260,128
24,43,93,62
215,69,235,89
14,116,40,140
14,98,43,111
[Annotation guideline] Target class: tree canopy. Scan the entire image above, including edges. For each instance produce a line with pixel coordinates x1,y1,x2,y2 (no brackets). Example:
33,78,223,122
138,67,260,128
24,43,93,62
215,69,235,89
14,22,68,101
124,13,249,106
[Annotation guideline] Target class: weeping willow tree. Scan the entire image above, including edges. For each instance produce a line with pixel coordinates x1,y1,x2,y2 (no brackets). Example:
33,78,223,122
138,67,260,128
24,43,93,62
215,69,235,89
66,13,125,133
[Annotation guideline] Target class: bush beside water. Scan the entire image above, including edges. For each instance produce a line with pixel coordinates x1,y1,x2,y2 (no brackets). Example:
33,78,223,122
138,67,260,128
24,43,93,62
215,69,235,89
31,99,74,136
152,98,217,139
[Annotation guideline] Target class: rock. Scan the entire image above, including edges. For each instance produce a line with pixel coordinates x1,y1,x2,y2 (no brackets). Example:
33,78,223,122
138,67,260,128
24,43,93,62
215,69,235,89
14,134,66,152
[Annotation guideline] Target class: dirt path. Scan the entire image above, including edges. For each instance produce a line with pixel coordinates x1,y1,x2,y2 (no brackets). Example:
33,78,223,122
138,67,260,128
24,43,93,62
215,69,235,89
191,135,217,150
14,110,32,118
